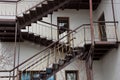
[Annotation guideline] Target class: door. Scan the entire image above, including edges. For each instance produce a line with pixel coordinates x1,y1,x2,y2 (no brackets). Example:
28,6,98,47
57,17,70,43
98,13,107,41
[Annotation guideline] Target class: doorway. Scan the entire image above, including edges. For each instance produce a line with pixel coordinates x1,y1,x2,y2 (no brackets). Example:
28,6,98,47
98,13,107,41
57,17,70,43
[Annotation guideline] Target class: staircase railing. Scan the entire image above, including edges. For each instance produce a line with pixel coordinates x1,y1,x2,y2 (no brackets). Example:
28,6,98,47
84,21,118,44
0,23,89,79
0,21,118,79
21,21,58,41
17,0,48,16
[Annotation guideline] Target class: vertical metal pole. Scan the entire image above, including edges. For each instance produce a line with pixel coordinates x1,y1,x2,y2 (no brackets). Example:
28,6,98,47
87,0,94,80
111,0,118,41
89,0,94,46
84,26,86,44
50,14,53,40
13,2,18,80
9,72,11,80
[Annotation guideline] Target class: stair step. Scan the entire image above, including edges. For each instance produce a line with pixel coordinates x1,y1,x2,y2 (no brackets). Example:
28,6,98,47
0,32,19,37
36,7,43,15
52,63,59,70
17,16,25,26
0,27,15,32
40,37,47,46
30,10,37,21
39,71,46,79
0,19,16,27
28,33,35,41
58,59,66,66
65,54,73,62
34,35,41,44
46,39,53,46
23,13,31,25
46,68,53,74
42,4,49,12
0,37,23,42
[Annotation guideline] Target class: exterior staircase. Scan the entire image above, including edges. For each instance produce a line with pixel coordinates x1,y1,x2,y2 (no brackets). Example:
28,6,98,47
0,0,118,80
0,19,23,42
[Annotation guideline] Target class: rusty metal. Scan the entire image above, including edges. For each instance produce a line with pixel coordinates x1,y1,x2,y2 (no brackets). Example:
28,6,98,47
93,21,118,23
89,0,94,46
87,0,94,80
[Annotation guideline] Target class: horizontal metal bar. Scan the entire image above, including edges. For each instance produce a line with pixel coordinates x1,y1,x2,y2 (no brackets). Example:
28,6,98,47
93,21,118,23
39,20,73,31
0,0,21,3
0,70,10,72
0,76,16,78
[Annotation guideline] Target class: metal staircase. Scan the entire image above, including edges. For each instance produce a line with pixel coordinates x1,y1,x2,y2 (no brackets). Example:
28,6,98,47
0,0,118,80
0,19,23,42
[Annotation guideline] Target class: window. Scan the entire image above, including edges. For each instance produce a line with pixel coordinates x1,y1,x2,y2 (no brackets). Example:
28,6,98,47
65,70,78,80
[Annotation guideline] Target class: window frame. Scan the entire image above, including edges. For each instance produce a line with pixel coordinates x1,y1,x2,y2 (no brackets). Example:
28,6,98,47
65,70,79,80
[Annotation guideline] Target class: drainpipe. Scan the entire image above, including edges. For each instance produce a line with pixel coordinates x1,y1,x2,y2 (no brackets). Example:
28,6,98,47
111,0,118,42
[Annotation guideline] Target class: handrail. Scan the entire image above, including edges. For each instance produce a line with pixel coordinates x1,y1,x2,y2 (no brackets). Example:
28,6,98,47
17,0,48,15
39,20,73,31
21,39,71,71
93,21,118,23
10,23,90,72
0,0,21,3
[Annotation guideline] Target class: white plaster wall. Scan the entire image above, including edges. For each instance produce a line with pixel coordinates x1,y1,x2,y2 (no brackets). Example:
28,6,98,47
51,9,90,47
94,0,120,80
56,60,103,80
101,45,120,80
93,0,120,41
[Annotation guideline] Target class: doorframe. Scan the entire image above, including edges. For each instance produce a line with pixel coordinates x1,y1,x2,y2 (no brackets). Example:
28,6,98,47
57,17,70,43
65,70,79,80
98,12,107,41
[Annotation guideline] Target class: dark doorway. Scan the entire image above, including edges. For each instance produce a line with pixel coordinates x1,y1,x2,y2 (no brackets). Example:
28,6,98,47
57,17,70,43
98,13,107,41
57,17,69,34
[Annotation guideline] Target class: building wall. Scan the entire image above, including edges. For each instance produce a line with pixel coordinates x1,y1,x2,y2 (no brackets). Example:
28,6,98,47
0,0,120,80
94,0,120,80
